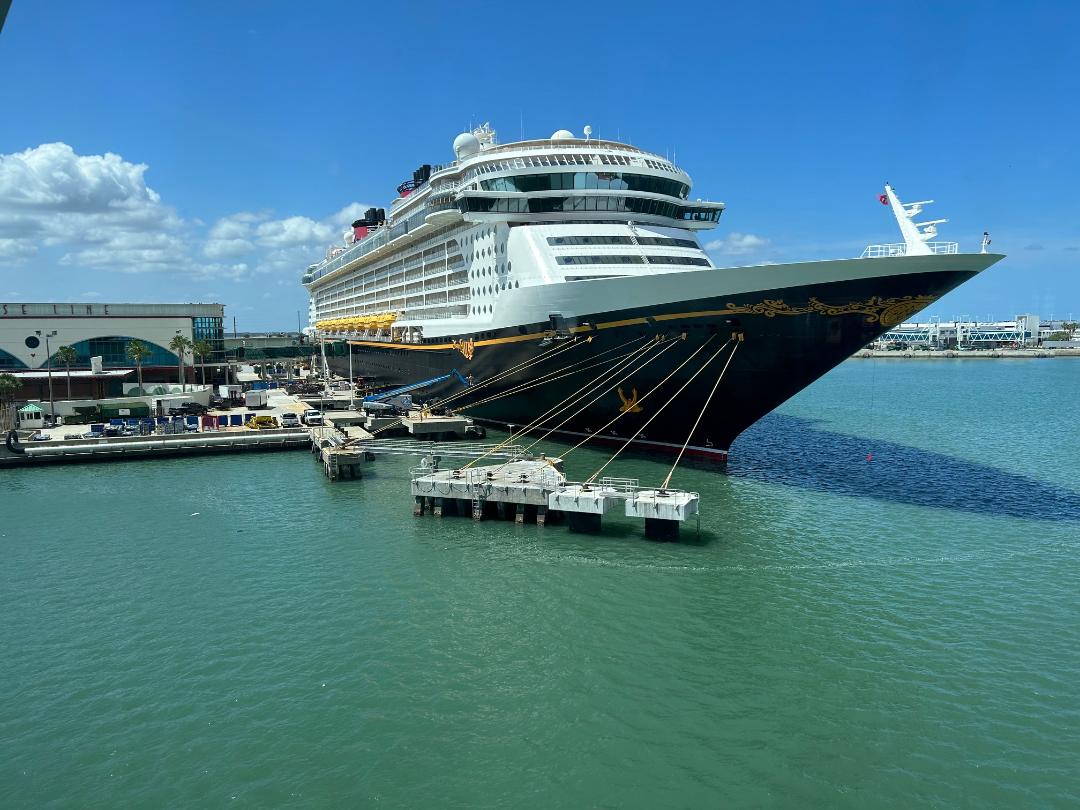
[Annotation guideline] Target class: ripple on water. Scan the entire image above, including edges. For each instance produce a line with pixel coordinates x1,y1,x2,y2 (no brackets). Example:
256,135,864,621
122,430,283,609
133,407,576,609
2,360,1080,807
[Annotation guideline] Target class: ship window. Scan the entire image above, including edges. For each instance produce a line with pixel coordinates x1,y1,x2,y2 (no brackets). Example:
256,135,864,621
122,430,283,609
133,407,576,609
480,172,688,198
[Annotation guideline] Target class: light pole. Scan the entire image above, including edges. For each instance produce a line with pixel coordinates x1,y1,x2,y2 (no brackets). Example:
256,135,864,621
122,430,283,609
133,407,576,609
37,330,57,422
175,329,186,393
347,342,355,410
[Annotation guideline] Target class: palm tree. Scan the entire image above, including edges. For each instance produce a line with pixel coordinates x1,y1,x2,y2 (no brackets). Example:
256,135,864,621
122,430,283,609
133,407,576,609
55,345,77,399
192,340,213,387
126,340,151,394
0,372,18,431
168,334,192,392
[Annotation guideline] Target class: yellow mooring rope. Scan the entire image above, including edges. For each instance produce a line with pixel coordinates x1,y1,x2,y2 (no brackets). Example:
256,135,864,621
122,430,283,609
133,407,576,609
367,336,586,436
561,334,725,461
517,336,684,455
456,335,652,412
660,337,741,490
482,335,688,476
583,335,736,483
459,335,665,469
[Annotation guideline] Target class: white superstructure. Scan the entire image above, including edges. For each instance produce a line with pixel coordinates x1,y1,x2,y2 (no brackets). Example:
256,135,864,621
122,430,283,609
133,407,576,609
303,124,725,341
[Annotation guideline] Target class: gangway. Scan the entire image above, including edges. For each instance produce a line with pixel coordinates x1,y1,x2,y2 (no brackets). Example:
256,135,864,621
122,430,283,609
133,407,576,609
363,369,470,403
355,438,526,460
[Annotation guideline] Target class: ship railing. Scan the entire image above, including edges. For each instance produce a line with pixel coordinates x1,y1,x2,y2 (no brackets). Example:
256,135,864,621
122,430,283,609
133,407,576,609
309,206,432,282
426,200,459,213
860,242,959,258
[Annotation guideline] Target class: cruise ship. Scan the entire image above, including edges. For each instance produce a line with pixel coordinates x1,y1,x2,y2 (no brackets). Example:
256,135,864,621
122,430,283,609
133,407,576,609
302,123,1004,459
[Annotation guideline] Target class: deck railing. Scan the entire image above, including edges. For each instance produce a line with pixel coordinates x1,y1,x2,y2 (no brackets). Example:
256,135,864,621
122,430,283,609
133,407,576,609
861,242,959,258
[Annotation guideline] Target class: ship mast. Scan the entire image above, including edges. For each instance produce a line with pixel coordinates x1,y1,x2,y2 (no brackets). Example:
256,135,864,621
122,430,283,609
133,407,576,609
883,184,948,256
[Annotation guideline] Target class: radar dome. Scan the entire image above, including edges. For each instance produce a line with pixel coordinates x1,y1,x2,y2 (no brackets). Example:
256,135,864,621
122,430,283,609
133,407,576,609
453,132,481,158
551,129,575,140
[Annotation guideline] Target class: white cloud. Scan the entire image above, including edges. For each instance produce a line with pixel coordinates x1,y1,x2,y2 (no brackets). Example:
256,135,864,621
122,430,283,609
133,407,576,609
704,232,769,255
254,215,334,248
0,237,37,262
328,202,375,228
191,262,252,282
203,237,255,259
0,142,371,318
203,212,263,258
0,142,185,273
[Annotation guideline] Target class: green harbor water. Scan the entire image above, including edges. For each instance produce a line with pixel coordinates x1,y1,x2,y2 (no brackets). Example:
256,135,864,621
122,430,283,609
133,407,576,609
3,359,1079,808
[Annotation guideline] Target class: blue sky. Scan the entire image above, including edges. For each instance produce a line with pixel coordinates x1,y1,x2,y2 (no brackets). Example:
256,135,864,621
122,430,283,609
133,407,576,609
1,1,1077,329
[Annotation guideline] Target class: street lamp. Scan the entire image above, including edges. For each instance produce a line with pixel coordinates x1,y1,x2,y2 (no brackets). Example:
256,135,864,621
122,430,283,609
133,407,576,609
347,341,355,410
36,330,57,422
175,329,186,393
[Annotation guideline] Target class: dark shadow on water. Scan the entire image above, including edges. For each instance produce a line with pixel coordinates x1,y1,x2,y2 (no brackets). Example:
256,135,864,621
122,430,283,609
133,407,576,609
721,413,1080,522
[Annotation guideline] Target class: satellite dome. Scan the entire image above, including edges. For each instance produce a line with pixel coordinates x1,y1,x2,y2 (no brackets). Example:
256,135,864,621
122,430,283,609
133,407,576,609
551,129,574,140
453,132,481,159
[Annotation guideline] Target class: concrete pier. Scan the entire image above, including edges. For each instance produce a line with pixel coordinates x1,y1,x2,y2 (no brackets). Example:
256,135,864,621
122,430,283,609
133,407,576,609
548,484,622,534
624,489,700,541
411,459,566,523
310,426,373,481
401,414,469,440
2,428,309,467
409,465,701,540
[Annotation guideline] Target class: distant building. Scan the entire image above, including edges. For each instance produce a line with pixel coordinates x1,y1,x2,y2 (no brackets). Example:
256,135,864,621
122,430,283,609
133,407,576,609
876,314,1075,348
0,302,225,373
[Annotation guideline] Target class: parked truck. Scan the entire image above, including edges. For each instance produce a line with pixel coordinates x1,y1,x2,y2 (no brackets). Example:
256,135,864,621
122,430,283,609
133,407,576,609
244,389,269,409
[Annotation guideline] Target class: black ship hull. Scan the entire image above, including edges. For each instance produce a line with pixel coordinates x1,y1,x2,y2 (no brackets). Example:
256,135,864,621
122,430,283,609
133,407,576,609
328,260,995,459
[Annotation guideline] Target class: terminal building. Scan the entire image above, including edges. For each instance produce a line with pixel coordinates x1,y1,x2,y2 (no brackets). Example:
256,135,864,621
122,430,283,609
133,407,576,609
0,302,225,401
877,314,1065,348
